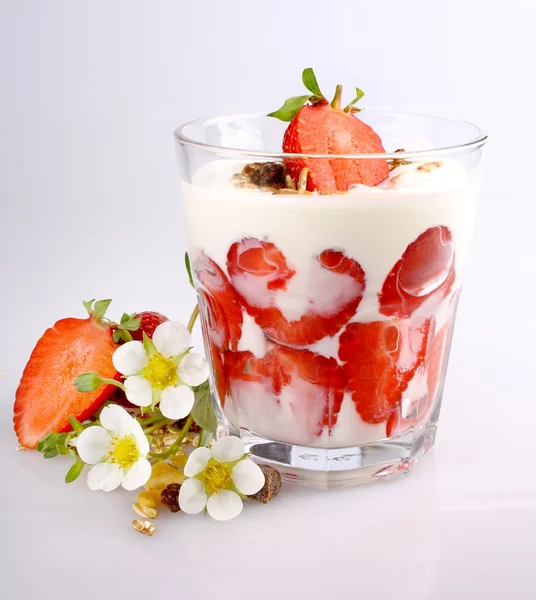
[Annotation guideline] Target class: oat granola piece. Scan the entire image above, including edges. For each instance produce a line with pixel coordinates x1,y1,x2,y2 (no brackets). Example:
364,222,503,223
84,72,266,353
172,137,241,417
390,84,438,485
417,161,443,172
389,148,411,171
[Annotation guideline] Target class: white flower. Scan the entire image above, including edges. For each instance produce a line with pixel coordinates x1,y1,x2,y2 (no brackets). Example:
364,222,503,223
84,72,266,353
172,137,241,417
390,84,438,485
76,405,151,492
112,321,209,419
179,437,265,521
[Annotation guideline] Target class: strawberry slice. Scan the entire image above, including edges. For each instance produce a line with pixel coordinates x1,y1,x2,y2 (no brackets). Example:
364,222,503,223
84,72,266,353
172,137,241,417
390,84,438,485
14,317,119,448
225,345,345,434
269,68,389,192
269,345,345,431
227,239,365,346
379,226,455,318
195,252,243,351
225,350,266,384
427,319,452,402
386,318,451,437
339,319,430,424
209,340,227,405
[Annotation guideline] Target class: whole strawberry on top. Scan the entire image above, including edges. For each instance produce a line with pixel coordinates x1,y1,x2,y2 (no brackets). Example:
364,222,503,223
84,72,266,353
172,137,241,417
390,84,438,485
268,68,389,192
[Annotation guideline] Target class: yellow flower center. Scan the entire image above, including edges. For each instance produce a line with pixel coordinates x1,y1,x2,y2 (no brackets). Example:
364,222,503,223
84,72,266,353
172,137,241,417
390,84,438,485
110,436,139,469
203,460,232,495
142,353,178,390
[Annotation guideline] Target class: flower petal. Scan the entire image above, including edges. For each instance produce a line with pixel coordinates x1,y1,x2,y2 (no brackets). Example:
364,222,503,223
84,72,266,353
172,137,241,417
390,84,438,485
231,459,265,495
178,477,207,514
178,352,209,387
206,489,243,521
211,436,245,463
130,420,150,456
76,426,113,464
184,447,212,477
124,376,153,408
99,404,136,436
87,462,123,492
152,321,191,358
112,341,148,376
121,457,152,491
159,385,195,420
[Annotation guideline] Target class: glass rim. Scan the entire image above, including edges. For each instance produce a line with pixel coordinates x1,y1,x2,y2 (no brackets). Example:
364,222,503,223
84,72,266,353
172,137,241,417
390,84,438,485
174,110,487,160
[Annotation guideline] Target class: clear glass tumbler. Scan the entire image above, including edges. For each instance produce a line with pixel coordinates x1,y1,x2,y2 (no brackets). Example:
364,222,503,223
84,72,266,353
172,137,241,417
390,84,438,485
174,112,486,489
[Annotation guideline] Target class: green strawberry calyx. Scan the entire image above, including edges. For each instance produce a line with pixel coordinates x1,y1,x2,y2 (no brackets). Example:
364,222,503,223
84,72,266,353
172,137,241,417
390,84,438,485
268,68,365,122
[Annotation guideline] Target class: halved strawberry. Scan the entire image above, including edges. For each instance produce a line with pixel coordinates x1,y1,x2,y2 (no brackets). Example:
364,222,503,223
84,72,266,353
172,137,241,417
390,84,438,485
339,319,430,424
227,239,365,346
379,226,455,318
14,317,119,448
130,311,169,341
195,252,243,351
269,68,389,192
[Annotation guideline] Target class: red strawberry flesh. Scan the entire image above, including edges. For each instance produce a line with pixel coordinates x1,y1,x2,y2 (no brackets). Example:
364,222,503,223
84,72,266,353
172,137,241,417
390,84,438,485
227,239,365,346
195,252,243,351
14,317,119,448
283,101,389,192
131,311,169,341
379,226,455,318
339,319,430,424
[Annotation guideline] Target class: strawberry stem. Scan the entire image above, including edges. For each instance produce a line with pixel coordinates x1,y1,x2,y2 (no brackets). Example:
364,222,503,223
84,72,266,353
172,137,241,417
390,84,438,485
149,414,194,463
187,305,199,333
331,85,343,110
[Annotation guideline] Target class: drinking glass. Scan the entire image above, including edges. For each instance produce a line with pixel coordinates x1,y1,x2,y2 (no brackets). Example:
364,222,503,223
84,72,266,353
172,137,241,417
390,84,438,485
175,111,486,488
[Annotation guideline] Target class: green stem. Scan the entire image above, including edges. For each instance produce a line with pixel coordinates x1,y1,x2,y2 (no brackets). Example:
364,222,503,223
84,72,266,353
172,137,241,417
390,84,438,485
144,418,172,436
331,84,343,110
136,414,164,427
149,414,194,463
187,305,200,333
101,377,126,391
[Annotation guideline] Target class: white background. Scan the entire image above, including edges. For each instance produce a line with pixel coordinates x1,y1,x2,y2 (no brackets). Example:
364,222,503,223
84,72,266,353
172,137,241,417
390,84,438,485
1,1,535,599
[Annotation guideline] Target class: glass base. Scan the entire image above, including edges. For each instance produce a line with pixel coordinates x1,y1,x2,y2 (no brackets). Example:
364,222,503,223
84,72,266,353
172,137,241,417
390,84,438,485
235,413,439,490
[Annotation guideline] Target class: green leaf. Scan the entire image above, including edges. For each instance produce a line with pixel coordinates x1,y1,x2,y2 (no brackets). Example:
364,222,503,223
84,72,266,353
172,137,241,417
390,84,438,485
93,299,112,320
185,252,194,288
68,416,84,434
65,460,84,483
113,330,123,343
120,313,131,324
268,95,313,122
118,316,141,332
37,433,53,452
75,372,103,392
143,332,158,358
82,299,95,316
37,432,70,459
302,67,323,98
343,87,365,112
191,382,217,433
200,429,213,447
